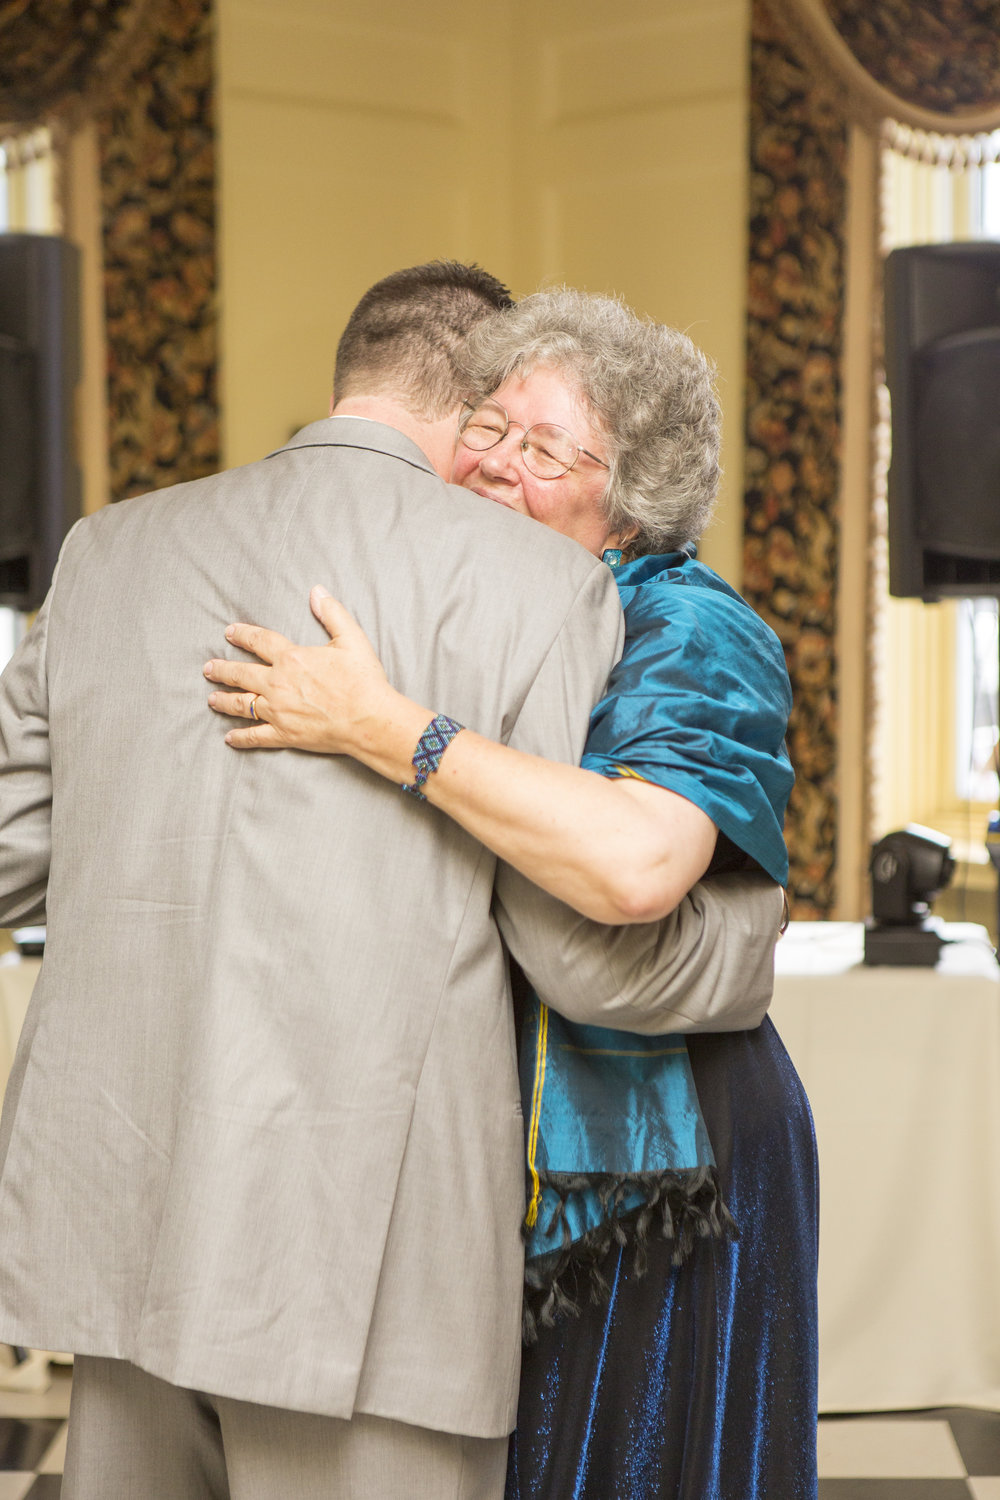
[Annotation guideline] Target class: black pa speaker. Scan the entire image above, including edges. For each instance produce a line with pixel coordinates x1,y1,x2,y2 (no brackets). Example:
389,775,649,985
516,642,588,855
884,241,1000,601
0,233,82,612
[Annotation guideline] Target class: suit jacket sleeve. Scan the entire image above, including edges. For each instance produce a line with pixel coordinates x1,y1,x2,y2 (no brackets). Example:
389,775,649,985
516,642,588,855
0,589,54,928
493,562,783,1035
495,867,783,1035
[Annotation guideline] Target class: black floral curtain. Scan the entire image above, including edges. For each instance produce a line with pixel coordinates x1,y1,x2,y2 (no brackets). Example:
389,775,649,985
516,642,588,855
98,0,218,500
745,2,847,917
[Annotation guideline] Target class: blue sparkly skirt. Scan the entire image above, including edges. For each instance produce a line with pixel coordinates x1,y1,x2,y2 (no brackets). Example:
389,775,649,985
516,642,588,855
505,1017,819,1500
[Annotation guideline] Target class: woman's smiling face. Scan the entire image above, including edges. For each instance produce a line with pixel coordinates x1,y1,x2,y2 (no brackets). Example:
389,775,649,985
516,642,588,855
450,365,628,557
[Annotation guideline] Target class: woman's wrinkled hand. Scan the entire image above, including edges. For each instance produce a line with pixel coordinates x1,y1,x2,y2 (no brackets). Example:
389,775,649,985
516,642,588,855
204,585,395,753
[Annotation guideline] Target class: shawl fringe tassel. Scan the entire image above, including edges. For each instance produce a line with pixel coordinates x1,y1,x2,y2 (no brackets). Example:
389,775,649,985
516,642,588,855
522,1165,736,1345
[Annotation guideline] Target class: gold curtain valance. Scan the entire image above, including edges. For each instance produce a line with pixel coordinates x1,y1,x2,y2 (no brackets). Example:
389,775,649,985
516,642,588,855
882,117,1000,168
0,0,168,132
768,0,1000,134
826,0,1000,114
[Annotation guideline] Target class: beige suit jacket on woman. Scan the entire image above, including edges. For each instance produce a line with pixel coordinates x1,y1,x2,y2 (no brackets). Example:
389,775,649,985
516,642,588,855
0,419,782,1438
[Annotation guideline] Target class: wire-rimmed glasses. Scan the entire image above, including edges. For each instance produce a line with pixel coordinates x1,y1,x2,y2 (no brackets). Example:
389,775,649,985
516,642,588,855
457,398,610,480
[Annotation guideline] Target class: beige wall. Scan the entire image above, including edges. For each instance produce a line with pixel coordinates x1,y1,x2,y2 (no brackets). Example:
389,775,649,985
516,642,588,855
216,0,750,582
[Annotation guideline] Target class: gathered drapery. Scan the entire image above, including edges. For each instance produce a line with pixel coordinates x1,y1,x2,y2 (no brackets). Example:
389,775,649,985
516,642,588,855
766,0,1000,132
0,0,168,132
748,0,1000,914
824,0,1000,117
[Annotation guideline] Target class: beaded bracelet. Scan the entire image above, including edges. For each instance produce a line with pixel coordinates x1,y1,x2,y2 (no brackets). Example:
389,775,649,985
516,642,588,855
401,714,464,800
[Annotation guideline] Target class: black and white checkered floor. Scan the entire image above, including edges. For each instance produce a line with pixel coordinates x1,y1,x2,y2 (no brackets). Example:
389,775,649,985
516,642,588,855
1,1362,999,1496
815,1409,1000,1498
0,1354,69,1500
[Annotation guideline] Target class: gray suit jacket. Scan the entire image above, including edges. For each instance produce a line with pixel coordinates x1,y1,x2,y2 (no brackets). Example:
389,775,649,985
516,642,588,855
0,418,781,1437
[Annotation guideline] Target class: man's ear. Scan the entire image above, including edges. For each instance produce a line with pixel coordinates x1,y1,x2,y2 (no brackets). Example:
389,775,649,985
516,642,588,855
425,409,464,482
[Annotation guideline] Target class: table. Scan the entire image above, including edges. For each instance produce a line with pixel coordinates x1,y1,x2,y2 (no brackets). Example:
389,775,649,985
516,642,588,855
0,954,71,1389
0,953,40,1103
770,921,1000,1413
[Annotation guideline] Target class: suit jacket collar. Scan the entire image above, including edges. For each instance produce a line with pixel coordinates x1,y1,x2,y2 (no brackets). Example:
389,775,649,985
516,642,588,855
268,418,439,479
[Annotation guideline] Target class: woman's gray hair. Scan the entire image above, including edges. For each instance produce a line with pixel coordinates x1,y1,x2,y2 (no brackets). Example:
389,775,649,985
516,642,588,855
461,288,721,558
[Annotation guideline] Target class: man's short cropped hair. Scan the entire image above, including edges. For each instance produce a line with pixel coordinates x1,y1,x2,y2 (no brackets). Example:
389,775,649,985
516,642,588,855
333,261,513,421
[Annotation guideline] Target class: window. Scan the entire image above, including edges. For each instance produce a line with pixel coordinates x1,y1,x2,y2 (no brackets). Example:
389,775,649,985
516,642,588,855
0,610,20,668
874,131,1000,892
963,158,1000,810
956,598,999,805
0,128,57,672
0,130,57,237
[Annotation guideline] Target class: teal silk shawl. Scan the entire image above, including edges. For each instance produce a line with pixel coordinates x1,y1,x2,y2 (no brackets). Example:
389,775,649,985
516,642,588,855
521,549,793,1334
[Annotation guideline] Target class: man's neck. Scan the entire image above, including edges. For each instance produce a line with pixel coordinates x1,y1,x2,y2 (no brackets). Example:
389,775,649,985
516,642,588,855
331,396,458,481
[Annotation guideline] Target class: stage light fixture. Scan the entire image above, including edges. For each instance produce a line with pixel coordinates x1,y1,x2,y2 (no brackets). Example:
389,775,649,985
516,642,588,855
863,824,955,967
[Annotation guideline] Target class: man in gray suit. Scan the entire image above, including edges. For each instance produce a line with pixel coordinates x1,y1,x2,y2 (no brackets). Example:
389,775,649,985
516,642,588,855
0,262,780,1498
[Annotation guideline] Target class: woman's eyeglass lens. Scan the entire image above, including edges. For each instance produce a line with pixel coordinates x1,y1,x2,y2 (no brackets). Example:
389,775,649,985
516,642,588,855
457,399,607,480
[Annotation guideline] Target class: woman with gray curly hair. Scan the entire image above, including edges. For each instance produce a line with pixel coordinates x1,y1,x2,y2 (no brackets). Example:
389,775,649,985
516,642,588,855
459,286,721,560
207,288,818,1499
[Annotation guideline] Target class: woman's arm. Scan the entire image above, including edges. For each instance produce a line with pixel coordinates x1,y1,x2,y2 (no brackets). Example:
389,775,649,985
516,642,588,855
204,587,717,925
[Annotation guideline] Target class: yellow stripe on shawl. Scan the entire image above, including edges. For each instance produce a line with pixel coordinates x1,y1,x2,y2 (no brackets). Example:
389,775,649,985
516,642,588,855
524,1002,549,1230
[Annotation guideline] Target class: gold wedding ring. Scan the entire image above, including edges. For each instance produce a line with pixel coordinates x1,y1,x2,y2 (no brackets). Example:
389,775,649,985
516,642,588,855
249,694,260,721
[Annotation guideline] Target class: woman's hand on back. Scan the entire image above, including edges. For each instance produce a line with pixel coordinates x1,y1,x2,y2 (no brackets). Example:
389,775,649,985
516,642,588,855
204,585,402,756
204,589,716,925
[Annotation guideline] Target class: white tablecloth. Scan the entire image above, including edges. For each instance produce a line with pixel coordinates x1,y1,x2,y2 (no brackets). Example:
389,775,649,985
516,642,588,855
0,953,40,1103
770,921,1000,1412
0,955,66,1382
